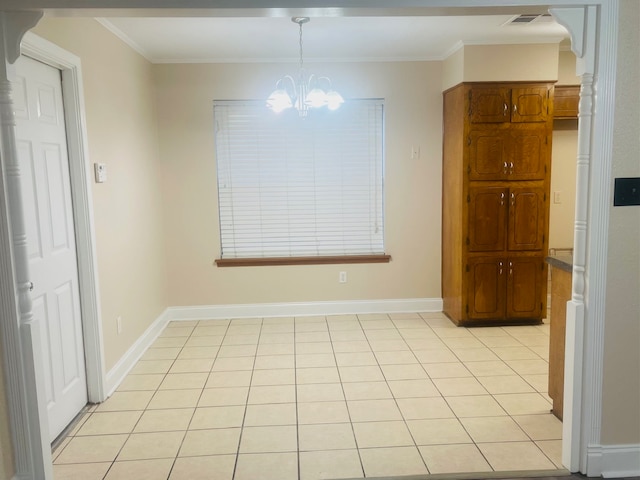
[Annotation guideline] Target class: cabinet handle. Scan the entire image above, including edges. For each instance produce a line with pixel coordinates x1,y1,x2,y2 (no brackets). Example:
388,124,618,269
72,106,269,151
509,161,514,174
509,261,513,276
500,192,505,206
503,162,508,174
513,103,518,114
499,262,503,275
511,192,515,206
503,103,508,116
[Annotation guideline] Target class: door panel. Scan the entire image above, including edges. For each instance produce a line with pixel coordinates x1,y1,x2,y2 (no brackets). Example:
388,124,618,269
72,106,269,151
507,256,543,318
14,55,87,441
508,126,548,180
467,256,506,320
468,129,507,180
511,86,549,123
468,187,507,252
508,187,546,251
469,86,510,123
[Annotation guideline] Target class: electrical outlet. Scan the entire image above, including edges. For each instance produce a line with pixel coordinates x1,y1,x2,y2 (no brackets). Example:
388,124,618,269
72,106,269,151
339,271,347,283
410,146,420,160
554,191,562,204
117,316,122,334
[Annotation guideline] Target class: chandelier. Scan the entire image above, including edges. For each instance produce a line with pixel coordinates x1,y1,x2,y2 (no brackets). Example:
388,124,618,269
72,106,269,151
266,17,344,117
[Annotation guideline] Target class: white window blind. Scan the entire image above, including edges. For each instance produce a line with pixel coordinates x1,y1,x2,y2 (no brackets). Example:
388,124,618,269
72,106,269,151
214,99,385,259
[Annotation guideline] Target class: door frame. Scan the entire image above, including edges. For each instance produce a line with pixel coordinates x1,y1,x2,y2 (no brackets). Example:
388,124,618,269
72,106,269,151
0,1,620,479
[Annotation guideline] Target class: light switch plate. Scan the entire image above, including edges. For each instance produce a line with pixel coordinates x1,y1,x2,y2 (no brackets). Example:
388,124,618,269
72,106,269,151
94,163,107,183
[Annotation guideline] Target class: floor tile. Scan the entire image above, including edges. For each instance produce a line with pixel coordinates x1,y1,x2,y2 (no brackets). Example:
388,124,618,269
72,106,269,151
198,386,249,407
296,342,333,354
297,383,345,402
177,346,219,360
504,359,549,375
217,344,257,357
477,375,536,394
206,370,252,388
368,339,409,352
478,441,557,470
407,418,472,445
342,381,392,401
347,399,402,422
360,446,428,477
478,335,524,347
397,397,455,420
423,362,472,379
298,401,350,424
251,368,295,386
494,392,553,415
295,332,330,342
53,462,111,480
253,354,295,370
141,347,181,360
235,452,298,480
299,449,363,480
147,389,201,410
222,334,259,345
374,350,418,365
239,425,298,453
387,379,441,398
159,373,208,390
259,333,294,344
295,322,328,332
296,315,326,323
245,403,297,426
380,363,428,380
332,341,372,353
339,365,384,382
248,384,296,404
103,458,174,479
353,420,414,448
419,444,492,474
492,346,541,361
117,431,184,460
413,348,458,363
76,411,143,435
330,330,367,342
263,316,294,325
189,405,245,429
433,327,475,339
298,422,357,451
451,347,500,362
169,455,236,480
516,334,551,347
364,329,403,340
261,323,294,333
463,360,516,377
522,373,549,392
134,408,194,433
212,356,255,372
95,391,154,412
179,428,241,456
184,336,224,347
399,328,437,339
405,338,447,350
296,353,336,368
55,435,128,464
461,416,529,442
192,325,228,336
117,374,164,391
296,366,340,384
446,395,507,417
152,337,188,348
536,439,564,467
130,360,174,375
469,326,508,337
432,377,487,396
513,414,563,440
227,324,261,335
160,326,194,337
334,352,377,366
360,319,394,329
257,343,295,355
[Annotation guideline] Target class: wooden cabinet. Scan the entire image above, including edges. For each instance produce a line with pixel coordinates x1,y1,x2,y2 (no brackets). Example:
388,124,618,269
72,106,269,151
442,82,553,326
553,85,580,119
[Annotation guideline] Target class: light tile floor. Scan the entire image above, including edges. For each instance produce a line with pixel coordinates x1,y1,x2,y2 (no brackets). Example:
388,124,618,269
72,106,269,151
52,312,563,480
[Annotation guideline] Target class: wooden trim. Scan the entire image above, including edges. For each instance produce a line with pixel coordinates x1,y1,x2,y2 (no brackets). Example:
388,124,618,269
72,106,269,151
215,255,391,267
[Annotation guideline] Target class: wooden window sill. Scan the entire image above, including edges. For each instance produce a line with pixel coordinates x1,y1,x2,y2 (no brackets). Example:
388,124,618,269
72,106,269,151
215,255,391,267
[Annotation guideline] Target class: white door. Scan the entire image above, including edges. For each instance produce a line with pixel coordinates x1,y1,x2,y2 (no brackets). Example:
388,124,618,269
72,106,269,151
13,55,88,441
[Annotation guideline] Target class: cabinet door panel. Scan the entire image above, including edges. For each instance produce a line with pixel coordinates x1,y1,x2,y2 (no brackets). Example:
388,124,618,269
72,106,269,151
468,187,507,252
469,87,510,123
511,86,550,123
468,257,507,320
508,126,548,180
468,129,508,180
506,256,543,318
508,187,545,251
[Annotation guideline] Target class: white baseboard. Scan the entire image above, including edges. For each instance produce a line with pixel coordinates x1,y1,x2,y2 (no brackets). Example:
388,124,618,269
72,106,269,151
166,298,443,321
587,443,640,477
104,309,171,396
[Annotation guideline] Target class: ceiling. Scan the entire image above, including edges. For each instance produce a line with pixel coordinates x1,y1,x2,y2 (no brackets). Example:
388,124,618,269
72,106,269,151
100,14,569,64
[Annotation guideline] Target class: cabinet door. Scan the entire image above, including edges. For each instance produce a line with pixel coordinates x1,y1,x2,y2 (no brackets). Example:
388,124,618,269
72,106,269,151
469,86,510,123
506,256,544,319
468,187,507,252
511,86,550,123
507,125,549,180
467,256,507,320
554,85,580,119
508,187,546,251
468,128,508,180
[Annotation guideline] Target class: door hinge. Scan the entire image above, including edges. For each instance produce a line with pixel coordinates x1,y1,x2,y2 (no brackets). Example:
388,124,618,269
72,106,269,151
544,193,547,202
465,264,469,272
467,165,471,174
544,165,547,173
467,194,470,203
467,135,472,146
466,237,470,246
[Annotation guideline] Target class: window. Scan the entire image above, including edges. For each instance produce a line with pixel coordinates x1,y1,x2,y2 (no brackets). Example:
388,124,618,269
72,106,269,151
214,99,386,265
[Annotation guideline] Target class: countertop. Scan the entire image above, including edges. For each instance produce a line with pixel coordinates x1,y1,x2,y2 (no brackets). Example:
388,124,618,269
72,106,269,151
545,254,573,272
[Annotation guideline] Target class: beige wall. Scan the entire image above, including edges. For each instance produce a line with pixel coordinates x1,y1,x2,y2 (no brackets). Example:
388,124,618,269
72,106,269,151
155,61,443,306
463,43,559,82
31,18,169,370
601,0,640,445
0,339,14,480
442,46,464,91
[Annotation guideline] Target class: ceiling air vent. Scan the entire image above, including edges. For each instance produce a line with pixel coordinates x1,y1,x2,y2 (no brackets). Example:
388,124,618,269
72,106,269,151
506,13,553,25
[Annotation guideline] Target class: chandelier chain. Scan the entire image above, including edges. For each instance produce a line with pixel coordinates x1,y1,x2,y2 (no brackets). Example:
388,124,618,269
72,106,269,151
298,20,304,76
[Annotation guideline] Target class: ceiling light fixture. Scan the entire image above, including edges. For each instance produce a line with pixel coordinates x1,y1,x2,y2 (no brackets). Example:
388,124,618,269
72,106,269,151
266,17,344,117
